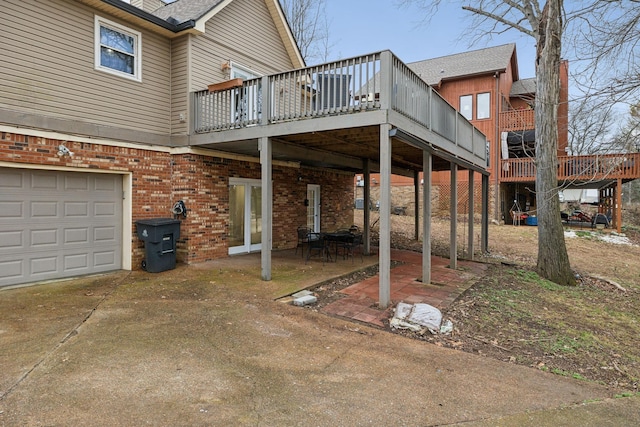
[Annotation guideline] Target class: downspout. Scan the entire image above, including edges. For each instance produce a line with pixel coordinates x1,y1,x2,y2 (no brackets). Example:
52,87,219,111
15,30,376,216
494,71,501,222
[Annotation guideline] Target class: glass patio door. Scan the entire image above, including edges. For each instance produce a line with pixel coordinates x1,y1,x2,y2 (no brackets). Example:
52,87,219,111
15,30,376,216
231,64,261,124
229,178,262,255
307,184,320,231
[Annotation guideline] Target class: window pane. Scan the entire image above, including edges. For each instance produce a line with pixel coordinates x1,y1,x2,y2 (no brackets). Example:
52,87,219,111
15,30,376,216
100,26,134,54
229,184,245,248
100,47,134,74
477,92,491,119
460,95,472,120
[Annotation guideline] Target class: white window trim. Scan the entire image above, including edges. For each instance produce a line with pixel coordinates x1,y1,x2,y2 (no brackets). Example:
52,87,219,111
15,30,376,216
477,92,491,119
460,94,473,121
230,62,260,80
94,15,142,82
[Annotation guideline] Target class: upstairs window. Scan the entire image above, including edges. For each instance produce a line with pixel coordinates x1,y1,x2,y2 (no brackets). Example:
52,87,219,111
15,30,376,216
477,92,491,119
460,95,472,120
95,16,141,81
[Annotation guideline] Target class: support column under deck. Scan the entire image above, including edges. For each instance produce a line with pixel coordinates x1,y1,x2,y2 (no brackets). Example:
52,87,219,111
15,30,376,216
450,162,458,270
468,170,474,260
414,170,420,240
379,124,392,309
363,159,371,256
259,137,272,281
422,151,432,285
481,174,489,253
615,178,623,233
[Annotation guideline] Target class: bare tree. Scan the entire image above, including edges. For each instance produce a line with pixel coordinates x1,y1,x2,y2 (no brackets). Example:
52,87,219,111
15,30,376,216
567,99,618,155
280,0,331,64
398,0,575,285
568,1,640,111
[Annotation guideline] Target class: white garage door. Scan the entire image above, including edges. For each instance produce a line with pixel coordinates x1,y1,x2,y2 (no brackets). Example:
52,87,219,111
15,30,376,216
0,168,123,288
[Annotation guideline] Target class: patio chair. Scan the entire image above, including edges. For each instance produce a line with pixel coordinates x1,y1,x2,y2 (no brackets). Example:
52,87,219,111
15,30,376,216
333,228,354,260
342,232,363,264
295,226,312,257
305,232,330,264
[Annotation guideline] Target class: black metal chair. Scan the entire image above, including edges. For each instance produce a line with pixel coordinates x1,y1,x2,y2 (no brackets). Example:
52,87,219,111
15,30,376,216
295,226,312,257
332,228,353,260
305,232,330,264
342,232,363,263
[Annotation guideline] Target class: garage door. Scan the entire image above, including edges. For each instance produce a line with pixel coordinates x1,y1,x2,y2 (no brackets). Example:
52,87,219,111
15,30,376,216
0,168,123,287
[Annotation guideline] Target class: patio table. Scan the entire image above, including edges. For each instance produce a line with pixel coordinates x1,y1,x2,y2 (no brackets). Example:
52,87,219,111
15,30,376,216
323,231,354,261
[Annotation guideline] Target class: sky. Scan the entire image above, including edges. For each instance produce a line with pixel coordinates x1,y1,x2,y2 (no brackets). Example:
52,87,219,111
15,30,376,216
323,0,538,79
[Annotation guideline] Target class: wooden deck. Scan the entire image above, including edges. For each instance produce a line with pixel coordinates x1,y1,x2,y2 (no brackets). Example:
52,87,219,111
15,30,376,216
190,51,488,174
499,109,535,132
500,153,640,183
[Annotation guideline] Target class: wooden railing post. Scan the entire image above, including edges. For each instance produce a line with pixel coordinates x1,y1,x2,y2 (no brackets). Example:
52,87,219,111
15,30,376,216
379,51,393,111
261,76,271,126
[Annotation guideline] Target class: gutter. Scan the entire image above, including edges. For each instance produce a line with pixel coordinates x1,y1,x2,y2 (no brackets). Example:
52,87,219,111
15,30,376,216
100,0,196,33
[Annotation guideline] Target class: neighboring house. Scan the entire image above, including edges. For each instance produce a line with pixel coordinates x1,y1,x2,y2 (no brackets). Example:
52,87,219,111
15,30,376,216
1,0,490,304
359,44,640,231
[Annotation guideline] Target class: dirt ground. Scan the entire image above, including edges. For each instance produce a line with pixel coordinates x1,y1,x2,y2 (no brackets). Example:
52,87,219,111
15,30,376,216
315,210,640,392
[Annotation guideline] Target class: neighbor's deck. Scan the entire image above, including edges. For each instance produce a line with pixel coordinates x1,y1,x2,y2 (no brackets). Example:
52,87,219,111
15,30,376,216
500,153,640,183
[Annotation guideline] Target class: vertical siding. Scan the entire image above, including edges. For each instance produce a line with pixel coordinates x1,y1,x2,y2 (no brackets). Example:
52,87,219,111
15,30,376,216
0,0,171,136
189,0,295,91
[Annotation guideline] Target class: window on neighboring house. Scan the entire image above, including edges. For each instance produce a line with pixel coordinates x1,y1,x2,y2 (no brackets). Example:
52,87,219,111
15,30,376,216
477,92,491,119
460,95,472,120
95,16,141,81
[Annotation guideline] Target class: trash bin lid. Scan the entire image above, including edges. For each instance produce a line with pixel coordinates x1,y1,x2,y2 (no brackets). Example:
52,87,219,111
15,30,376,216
136,218,181,227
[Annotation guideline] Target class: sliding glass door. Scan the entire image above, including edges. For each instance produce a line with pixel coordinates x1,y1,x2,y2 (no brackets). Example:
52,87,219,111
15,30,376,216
229,178,262,255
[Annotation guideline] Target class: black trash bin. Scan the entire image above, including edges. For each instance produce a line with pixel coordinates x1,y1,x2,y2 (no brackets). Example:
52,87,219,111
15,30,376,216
136,218,181,273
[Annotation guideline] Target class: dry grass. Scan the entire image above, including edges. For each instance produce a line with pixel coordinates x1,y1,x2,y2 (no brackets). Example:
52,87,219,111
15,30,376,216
350,209,640,391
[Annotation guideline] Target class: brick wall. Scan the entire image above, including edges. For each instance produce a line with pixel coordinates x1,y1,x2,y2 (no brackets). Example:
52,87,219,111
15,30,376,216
1,132,354,268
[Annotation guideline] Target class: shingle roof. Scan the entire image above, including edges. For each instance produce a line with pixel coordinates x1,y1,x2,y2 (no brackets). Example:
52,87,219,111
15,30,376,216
152,0,225,24
510,77,536,96
407,43,517,86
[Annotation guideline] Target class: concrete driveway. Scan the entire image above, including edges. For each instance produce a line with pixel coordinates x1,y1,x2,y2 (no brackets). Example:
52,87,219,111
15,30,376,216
1,252,638,426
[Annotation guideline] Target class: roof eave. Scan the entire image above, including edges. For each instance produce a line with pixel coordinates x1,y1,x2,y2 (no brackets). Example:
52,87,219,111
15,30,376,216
438,68,507,84
77,0,199,37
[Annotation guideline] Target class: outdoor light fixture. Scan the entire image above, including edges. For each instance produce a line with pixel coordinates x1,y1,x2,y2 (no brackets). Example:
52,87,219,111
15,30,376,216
57,144,74,157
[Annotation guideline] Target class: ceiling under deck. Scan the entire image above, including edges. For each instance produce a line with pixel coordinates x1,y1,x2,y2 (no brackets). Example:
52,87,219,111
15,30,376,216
196,125,467,176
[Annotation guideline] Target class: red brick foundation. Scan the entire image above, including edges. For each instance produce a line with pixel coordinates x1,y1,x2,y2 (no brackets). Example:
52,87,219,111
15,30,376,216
1,132,354,269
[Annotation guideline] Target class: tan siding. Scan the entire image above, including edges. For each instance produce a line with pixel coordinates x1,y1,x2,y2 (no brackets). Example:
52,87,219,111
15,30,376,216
189,0,295,91
131,0,165,12
0,0,171,136
171,35,191,135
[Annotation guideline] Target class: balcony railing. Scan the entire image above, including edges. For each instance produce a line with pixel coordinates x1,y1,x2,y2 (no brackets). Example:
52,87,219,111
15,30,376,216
192,51,487,166
500,109,535,132
500,153,640,182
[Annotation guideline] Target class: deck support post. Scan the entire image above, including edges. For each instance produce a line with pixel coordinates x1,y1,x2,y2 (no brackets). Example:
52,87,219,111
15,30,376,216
259,136,272,281
450,162,458,270
467,170,474,260
379,124,392,309
414,170,420,240
616,178,623,233
363,159,371,256
422,151,432,285
481,174,489,253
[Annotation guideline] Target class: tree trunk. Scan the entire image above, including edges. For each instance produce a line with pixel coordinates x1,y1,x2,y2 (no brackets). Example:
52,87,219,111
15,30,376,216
535,0,576,286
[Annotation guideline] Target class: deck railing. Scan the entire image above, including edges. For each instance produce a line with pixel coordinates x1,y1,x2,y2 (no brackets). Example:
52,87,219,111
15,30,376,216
500,153,640,182
193,53,382,132
500,109,535,132
192,51,487,165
